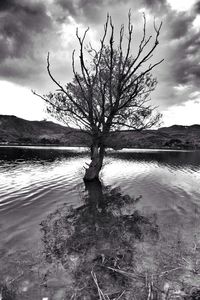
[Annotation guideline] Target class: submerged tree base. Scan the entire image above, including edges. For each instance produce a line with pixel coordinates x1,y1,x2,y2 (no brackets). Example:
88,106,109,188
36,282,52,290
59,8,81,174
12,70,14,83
83,145,105,181
83,164,101,181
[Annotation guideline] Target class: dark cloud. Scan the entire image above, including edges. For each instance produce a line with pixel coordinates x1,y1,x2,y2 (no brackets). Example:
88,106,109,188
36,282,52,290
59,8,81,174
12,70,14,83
0,0,17,11
0,0,61,89
161,2,200,90
142,0,168,14
0,0,52,61
132,1,200,107
55,0,102,23
55,0,78,22
194,1,200,14
0,0,200,113
148,1,200,108
55,0,130,24
170,32,200,86
166,12,194,39
78,0,106,23
56,0,78,16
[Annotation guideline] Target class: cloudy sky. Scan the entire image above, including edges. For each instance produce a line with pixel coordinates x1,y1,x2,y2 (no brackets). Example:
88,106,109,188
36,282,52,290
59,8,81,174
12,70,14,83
0,0,200,126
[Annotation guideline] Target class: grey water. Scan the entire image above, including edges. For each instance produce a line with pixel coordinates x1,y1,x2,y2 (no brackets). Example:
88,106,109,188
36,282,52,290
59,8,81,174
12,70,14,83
0,146,200,253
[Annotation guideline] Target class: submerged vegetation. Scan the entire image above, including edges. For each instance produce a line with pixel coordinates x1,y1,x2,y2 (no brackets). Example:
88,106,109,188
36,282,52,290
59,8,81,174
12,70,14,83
0,283,17,300
1,177,200,299
41,182,158,299
40,181,200,300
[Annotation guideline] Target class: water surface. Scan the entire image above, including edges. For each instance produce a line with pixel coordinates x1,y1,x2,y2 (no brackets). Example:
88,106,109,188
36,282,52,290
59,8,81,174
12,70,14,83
0,146,200,252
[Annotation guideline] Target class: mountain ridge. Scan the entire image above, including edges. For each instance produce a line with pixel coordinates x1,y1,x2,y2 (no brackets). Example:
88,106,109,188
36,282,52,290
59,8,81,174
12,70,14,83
0,114,89,146
0,114,200,149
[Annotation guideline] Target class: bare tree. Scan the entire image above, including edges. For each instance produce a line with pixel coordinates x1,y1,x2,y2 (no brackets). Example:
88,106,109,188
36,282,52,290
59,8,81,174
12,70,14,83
33,12,163,181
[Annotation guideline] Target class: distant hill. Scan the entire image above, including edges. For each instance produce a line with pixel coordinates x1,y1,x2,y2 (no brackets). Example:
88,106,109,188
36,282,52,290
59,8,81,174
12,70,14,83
107,125,200,149
0,115,91,146
0,115,200,149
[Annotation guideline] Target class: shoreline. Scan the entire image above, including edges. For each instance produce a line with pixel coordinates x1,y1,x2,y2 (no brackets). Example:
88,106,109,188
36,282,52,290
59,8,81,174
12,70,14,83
0,143,198,151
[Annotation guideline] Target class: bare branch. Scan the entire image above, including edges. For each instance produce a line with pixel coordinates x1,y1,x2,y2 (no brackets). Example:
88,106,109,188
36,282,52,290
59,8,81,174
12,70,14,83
46,53,89,121
36,11,163,167
76,27,90,86
121,17,162,88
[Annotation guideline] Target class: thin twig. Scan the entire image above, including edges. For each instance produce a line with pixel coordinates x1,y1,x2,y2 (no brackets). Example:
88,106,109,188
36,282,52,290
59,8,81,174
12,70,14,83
106,266,144,280
116,290,125,300
91,271,108,300
159,267,183,277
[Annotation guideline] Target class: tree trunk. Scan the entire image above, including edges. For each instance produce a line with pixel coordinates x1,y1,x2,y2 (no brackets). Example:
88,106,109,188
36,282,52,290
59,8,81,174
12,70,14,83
84,178,105,211
84,143,105,181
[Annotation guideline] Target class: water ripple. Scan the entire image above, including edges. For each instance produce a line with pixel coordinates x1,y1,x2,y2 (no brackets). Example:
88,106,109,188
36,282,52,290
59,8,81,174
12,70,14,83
1,147,200,251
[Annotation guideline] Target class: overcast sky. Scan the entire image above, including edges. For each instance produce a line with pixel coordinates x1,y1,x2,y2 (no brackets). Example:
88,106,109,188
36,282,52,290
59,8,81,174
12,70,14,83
0,0,200,126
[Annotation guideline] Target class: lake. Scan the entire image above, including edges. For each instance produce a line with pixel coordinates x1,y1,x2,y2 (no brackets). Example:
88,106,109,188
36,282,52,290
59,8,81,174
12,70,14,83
1,146,200,298
1,146,200,249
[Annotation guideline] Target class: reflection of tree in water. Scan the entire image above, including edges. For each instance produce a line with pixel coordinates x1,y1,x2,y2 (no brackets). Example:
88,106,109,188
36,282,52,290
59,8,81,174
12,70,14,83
41,180,159,299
